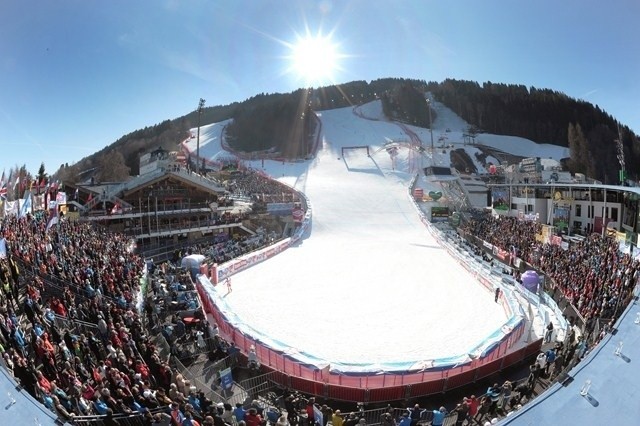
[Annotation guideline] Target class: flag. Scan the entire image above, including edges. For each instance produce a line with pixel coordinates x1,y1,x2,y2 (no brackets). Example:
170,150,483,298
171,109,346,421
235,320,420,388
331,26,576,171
55,191,67,204
4,200,19,216
13,176,20,189
0,181,6,200
46,199,59,231
19,194,32,218
111,202,122,214
74,187,79,200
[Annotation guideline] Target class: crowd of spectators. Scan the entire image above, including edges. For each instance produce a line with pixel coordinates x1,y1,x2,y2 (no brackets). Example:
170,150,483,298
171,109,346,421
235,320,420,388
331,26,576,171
534,234,638,324
0,213,237,424
462,212,541,267
461,211,639,331
227,170,299,204
177,232,276,266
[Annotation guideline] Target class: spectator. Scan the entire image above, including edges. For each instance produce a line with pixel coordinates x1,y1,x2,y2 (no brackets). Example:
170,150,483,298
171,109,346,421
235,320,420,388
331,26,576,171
397,412,411,426
244,408,263,426
332,409,344,426
453,399,469,426
431,407,447,426
234,403,247,423
408,404,424,426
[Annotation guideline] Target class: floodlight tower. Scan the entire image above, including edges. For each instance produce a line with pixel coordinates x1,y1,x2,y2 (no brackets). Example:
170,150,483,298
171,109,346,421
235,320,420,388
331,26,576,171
196,98,206,174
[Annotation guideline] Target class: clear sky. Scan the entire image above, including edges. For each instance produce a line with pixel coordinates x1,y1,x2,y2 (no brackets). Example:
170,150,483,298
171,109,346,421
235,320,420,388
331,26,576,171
1,0,638,176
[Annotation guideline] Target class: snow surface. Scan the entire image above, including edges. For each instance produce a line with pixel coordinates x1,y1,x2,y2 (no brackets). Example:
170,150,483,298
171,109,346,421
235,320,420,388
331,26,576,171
185,100,570,372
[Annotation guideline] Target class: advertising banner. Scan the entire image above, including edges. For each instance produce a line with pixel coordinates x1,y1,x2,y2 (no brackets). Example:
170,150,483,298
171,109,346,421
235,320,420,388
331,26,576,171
552,205,570,231
431,206,450,222
292,207,305,223
491,187,510,212
220,367,233,390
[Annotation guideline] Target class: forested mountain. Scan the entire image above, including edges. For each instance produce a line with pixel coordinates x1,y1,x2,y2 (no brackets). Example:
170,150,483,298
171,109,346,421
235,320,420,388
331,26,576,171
225,89,316,159
422,79,639,183
51,78,638,185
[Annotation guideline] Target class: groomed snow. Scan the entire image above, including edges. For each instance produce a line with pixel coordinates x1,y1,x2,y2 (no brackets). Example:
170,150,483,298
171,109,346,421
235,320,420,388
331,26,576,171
193,104,513,372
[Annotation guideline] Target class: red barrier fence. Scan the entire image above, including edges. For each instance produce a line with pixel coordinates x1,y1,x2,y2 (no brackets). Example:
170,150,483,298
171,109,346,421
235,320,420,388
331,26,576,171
195,279,541,403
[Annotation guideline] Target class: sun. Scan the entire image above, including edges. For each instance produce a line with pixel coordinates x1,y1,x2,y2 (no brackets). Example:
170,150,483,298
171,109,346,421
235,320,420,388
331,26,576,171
286,32,342,86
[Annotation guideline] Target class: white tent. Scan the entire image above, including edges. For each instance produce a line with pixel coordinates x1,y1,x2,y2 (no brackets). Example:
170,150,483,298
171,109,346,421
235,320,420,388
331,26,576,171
181,254,206,270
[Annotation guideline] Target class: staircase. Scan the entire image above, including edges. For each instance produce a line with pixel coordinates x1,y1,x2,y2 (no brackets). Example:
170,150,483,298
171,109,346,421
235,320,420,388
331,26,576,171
433,177,473,212
83,192,134,211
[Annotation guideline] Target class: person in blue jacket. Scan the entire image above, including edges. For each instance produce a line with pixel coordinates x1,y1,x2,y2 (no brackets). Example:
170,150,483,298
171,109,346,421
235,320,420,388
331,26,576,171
398,411,412,426
431,407,447,426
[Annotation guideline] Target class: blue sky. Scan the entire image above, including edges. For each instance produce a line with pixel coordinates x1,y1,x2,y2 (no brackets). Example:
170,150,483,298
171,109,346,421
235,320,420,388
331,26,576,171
1,0,638,176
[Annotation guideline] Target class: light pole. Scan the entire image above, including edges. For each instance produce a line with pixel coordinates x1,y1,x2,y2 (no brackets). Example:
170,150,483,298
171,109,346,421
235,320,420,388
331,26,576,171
196,98,206,174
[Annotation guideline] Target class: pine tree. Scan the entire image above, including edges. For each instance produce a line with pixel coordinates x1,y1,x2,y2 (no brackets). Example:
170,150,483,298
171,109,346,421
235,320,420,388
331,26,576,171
568,123,589,175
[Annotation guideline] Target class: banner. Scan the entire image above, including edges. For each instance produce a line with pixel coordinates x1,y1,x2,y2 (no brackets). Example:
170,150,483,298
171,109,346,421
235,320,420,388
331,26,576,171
491,187,510,212
219,367,233,391
56,191,67,204
32,194,44,211
4,200,18,217
552,205,570,231
46,200,59,231
292,207,305,224
549,235,562,246
0,238,6,258
431,206,450,222
492,246,510,263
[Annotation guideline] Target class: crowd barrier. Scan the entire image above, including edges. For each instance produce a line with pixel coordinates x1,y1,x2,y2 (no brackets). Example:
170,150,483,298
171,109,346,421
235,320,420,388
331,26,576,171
194,234,539,399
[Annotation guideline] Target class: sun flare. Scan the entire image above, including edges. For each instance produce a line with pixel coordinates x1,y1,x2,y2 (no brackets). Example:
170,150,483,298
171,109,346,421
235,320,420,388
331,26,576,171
287,33,342,86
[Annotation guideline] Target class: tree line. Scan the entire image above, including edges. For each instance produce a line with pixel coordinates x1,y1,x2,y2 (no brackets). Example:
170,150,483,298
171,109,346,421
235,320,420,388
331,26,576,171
33,77,637,186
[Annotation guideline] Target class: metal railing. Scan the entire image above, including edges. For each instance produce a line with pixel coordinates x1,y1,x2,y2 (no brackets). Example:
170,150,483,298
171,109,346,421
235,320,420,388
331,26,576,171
172,354,229,403
52,313,100,336
227,371,281,406
70,407,168,426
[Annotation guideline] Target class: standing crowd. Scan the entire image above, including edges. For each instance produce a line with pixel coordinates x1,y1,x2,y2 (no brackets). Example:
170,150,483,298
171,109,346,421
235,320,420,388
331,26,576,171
461,212,638,332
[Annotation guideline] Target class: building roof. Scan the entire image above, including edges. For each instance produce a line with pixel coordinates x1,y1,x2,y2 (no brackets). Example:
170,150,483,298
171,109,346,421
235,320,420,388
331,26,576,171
502,286,640,424
0,366,62,425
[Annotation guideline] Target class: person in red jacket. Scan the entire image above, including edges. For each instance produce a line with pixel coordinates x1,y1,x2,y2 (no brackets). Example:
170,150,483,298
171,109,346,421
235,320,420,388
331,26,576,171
306,398,316,425
244,408,263,426
467,395,478,419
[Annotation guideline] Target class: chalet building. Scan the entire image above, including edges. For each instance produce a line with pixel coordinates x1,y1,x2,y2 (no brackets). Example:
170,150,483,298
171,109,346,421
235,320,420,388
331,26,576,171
66,147,257,252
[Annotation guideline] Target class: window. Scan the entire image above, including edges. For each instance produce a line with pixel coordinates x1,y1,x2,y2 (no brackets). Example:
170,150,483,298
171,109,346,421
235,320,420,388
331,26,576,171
611,207,618,222
527,204,534,212
575,204,582,217
511,203,517,210
573,221,582,230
